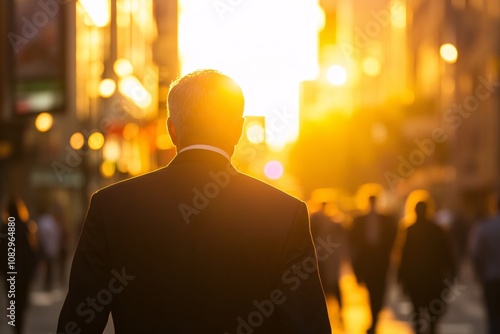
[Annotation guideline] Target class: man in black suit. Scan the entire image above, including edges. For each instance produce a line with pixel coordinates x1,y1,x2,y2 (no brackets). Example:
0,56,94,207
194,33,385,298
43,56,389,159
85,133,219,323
398,201,455,334
57,69,331,334
349,195,397,334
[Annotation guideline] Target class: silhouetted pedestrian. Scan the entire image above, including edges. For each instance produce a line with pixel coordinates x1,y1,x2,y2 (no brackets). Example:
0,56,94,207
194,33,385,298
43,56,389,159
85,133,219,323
37,203,62,291
398,201,456,334
350,194,397,334
472,194,500,334
310,202,348,312
52,203,68,286
0,197,39,334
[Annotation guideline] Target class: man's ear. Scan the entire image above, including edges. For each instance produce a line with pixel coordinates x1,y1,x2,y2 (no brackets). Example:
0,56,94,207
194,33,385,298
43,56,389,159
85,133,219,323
167,118,178,146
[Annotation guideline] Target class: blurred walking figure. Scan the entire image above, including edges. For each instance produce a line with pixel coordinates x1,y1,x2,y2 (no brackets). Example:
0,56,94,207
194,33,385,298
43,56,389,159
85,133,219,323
349,191,397,334
310,202,348,314
398,198,456,334
0,197,39,334
37,203,62,291
52,203,69,285
472,194,500,334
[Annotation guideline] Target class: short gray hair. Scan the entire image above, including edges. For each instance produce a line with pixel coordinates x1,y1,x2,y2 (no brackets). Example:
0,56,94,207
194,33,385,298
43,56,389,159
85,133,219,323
167,69,245,146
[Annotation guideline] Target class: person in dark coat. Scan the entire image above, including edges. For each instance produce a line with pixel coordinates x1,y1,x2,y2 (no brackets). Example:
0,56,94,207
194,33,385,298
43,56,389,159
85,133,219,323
310,202,348,311
0,198,39,334
58,69,331,334
472,195,500,334
398,201,456,334
349,195,398,334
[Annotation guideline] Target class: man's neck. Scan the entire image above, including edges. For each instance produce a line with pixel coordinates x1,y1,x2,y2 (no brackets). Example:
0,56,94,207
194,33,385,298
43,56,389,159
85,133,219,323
178,144,231,160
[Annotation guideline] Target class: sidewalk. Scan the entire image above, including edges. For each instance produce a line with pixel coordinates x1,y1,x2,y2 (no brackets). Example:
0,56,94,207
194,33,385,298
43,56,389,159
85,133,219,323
327,274,413,334
0,282,115,334
328,259,487,334
0,261,487,333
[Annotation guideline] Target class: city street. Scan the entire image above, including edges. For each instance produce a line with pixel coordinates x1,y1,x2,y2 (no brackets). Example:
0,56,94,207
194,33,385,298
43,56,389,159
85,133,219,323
0,260,487,334
0,0,498,333
329,260,487,334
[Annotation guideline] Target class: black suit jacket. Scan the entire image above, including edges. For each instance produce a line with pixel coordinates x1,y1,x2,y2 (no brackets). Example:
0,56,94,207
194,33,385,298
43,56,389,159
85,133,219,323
398,220,455,299
57,149,330,334
349,212,397,283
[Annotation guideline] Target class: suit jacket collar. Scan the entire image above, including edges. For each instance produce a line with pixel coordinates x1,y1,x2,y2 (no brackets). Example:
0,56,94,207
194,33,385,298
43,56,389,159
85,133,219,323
169,149,236,170
179,144,231,160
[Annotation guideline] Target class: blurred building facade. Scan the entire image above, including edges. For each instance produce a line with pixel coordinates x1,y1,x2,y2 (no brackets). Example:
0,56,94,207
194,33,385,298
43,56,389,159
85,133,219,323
296,0,499,215
0,0,178,230
0,0,499,225
408,0,500,215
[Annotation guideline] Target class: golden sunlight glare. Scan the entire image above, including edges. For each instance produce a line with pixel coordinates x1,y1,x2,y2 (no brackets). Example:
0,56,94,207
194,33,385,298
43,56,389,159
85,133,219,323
119,76,153,109
178,0,324,148
79,0,111,27
390,0,406,28
362,57,381,77
327,65,348,86
246,122,266,145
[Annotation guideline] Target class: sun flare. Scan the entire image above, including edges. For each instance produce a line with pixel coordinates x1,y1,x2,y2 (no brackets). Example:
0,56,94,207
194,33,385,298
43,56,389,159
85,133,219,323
178,0,324,148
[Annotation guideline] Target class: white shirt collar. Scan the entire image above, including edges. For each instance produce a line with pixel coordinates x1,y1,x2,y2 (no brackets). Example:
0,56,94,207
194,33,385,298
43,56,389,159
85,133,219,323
178,144,231,161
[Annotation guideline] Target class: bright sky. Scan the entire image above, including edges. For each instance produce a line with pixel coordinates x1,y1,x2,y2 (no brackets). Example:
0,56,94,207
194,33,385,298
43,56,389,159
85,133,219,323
178,0,324,147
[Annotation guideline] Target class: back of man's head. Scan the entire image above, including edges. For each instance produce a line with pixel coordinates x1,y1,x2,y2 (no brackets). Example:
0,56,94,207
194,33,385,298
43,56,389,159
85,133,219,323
167,69,245,150
415,201,427,220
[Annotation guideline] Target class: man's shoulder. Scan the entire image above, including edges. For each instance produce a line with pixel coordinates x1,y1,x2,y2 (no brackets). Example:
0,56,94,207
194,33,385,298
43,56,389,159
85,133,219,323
234,171,303,206
92,167,167,199
91,166,303,207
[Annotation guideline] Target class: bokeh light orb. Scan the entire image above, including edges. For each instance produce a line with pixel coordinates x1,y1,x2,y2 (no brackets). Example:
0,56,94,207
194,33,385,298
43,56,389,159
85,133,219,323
70,132,85,150
440,43,458,63
35,113,53,132
114,58,134,77
327,65,347,86
88,132,105,150
100,160,116,178
246,123,265,144
264,161,284,180
103,137,121,162
99,78,116,98
123,123,139,140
